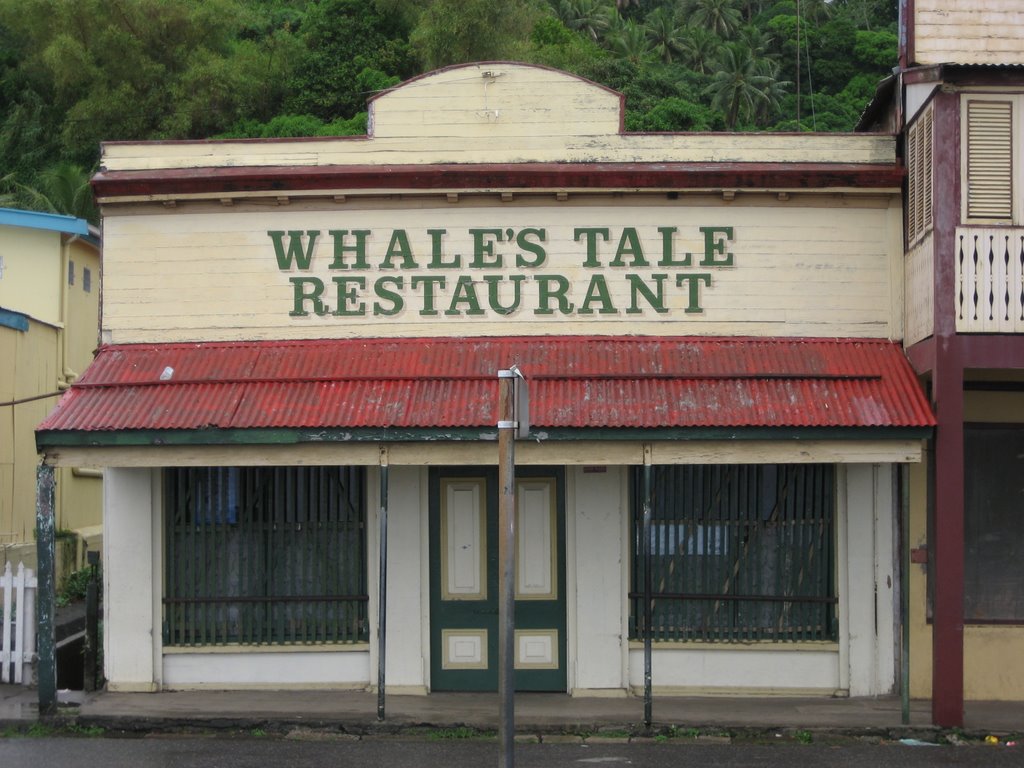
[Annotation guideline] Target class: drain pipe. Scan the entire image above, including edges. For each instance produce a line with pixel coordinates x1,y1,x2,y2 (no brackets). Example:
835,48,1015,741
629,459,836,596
377,447,389,721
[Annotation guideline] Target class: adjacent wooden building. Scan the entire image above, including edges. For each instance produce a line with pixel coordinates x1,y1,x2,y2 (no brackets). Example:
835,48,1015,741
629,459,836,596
1,208,101,573
862,0,1024,727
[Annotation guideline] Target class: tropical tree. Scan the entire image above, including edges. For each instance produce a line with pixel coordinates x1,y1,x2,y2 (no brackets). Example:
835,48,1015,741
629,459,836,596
606,18,654,65
410,0,540,68
704,42,782,128
0,0,299,164
2,162,97,223
683,0,743,38
554,0,614,42
645,6,685,63
678,25,721,74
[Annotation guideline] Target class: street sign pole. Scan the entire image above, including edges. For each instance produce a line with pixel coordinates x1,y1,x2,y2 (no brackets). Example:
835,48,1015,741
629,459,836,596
497,368,517,768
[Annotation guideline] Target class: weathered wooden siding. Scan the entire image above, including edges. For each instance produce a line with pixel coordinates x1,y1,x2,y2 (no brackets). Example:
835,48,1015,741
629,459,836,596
914,0,1024,66
98,63,895,173
100,194,903,344
905,233,935,346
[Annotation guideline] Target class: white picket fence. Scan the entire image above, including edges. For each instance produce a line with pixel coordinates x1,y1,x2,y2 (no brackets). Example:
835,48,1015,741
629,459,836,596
1,562,37,684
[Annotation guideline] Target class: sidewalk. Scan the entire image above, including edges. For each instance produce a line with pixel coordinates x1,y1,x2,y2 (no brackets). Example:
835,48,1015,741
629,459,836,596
3,684,1023,737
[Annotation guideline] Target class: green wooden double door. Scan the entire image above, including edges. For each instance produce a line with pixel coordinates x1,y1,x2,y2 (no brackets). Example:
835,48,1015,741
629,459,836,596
429,467,567,692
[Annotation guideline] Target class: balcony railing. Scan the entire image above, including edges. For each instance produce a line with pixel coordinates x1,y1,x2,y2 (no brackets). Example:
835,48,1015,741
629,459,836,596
956,227,1024,333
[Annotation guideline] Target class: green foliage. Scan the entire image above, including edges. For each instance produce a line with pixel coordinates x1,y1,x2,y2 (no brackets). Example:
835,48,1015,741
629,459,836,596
219,112,368,139
0,0,900,215
287,0,414,118
854,29,898,69
2,162,97,223
409,0,542,69
629,96,723,131
56,563,100,608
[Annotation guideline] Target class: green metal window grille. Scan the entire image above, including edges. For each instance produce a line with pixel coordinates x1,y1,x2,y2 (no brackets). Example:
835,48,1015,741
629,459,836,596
163,466,367,646
630,464,837,643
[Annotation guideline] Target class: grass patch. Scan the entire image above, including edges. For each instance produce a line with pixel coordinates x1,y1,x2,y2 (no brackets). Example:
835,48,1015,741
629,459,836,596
427,726,495,741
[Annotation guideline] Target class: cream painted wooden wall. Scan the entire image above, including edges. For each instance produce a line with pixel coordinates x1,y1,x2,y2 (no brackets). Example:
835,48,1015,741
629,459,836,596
101,194,903,343
913,0,1024,66
99,64,894,174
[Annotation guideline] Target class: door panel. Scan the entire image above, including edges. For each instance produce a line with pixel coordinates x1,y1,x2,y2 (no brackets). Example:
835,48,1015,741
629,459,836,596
441,478,487,600
430,467,566,692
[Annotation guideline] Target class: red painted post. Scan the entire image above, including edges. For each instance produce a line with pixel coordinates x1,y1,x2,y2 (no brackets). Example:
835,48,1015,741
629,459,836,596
929,89,964,728
931,351,964,727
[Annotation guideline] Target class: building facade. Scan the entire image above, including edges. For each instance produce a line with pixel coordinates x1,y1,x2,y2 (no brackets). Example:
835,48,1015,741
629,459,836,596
883,0,1024,727
1,208,101,572
37,64,933,700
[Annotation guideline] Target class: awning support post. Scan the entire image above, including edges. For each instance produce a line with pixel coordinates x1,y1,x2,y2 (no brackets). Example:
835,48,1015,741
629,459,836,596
35,463,57,716
377,447,389,721
900,463,910,725
642,445,653,730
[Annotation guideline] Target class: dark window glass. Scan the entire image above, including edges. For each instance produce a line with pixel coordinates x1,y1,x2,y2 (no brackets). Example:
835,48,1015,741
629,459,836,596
630,464,836,642
163,466,367,645
964,426,1024,622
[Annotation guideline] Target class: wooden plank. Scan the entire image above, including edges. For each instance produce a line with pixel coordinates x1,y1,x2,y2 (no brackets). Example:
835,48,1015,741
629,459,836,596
41,439,924,469
98,198,901,343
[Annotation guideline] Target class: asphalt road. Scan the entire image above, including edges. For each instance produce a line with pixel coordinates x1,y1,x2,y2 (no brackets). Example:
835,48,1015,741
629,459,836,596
2,737,1024,768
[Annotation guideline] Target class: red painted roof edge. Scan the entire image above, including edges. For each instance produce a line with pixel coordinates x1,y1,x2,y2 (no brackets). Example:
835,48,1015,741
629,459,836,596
91,162,904,198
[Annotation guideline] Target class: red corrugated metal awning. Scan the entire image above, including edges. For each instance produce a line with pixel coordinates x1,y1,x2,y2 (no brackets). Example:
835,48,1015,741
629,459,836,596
36,337,934,438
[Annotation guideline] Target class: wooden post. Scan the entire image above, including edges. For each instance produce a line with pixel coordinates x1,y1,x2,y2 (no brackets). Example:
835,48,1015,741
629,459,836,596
377,454,389,721
497,369,516,768
35,463,57,715
642,455,653,729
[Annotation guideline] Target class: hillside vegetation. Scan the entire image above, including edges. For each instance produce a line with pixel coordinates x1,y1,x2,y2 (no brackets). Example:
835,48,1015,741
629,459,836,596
0,0,896,222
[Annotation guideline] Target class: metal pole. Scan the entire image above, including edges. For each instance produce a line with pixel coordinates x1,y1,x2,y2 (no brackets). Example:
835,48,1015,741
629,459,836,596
377,458,390,721
900,464,911,725
35,463,57,716
497,369,516,768
642,462,653,729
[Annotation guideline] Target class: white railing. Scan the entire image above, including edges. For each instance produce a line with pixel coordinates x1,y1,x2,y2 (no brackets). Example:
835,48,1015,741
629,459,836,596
956,227,1024,333
1,562,37,685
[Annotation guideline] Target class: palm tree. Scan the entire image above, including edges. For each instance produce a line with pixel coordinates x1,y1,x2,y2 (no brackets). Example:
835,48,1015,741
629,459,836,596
606,18,653,64
678,25,721,75
751,57,791,125
683,0,743,38
736,24,776,59
556,0,613,42
704,42,781,129
645,6,685,63
1,163,97,223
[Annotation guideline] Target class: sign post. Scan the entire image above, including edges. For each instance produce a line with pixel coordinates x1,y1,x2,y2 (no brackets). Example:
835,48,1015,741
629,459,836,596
497,365,527,768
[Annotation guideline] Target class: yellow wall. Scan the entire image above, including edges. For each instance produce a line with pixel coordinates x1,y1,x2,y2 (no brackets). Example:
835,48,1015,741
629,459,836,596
909,388,1024,700
0,232,101,571
0,225,62,325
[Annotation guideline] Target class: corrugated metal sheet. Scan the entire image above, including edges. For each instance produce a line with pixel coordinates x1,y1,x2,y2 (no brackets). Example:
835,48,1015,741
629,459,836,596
36,337,935,434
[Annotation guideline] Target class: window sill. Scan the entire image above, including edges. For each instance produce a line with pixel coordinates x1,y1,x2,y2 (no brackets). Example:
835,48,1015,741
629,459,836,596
627,640,839,652
163,643,370,654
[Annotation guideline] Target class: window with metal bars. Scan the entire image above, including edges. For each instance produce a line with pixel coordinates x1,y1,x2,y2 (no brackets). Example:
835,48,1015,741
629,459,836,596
163,466,367,646
630,464,837,643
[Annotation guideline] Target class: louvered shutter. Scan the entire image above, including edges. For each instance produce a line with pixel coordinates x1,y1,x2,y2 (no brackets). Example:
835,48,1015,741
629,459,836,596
966,100,1013,220
907,106,933,243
